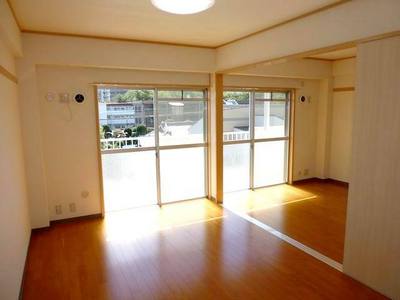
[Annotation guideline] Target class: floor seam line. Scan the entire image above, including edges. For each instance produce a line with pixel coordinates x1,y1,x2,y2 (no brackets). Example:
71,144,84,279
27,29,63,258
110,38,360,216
222,205,344,272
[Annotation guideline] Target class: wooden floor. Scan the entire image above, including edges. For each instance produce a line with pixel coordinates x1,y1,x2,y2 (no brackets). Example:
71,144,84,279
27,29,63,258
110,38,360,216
225,180,347,262
23,198,385,299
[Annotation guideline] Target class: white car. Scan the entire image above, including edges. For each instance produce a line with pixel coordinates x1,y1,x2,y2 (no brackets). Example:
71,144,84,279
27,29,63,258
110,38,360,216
223,99,239,105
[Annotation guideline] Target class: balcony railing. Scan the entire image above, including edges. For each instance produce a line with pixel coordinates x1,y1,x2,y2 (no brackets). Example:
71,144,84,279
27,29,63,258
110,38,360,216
101,131,249,151
100,137,141,150
223,131,250,142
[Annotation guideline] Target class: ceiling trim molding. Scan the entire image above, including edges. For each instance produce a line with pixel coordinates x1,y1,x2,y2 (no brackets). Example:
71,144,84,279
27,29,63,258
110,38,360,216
333,55,356,61
333,87,355,92
10,0,350,50
21,29,216,49
219,31,400,73
305,57,335,62
0,65,18,83
6,0,21,30
91,82,209,89
306,55,356,62
216,0,351,48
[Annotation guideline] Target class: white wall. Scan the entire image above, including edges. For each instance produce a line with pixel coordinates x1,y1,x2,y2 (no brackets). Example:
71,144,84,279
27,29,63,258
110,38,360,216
314,78,332,179
332,58,356,88
0,3,31,297
21,33,216,73
233,59,332,79
328,58,356,182
0,0,22,57
224,74,303,89
329,91,353,181
292,80,321,181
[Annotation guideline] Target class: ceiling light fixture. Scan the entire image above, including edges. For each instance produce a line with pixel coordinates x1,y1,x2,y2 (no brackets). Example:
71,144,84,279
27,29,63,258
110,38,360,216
151,0,215,15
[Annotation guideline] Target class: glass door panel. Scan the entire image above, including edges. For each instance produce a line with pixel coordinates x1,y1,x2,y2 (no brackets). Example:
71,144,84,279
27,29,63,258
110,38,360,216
253,141,288,188
98,88,155,149
223,143,251,192
102,151,157,211
160,147,206,203
98,88,157,212
223,91,250,142
157,100,206,146
254,100,288,139
223,91,251,192
157,89,207,203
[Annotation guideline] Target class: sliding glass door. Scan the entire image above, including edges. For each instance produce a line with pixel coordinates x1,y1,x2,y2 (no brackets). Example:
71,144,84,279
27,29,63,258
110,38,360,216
157,90,207,203
97,87,208,212
223,90,291,193
223,91,251,192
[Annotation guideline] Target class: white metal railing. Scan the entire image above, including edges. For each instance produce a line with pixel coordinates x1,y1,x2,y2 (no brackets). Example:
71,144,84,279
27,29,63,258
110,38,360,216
101,131,249,150
100,137,141,150
106,109,136,115
223,131,250,142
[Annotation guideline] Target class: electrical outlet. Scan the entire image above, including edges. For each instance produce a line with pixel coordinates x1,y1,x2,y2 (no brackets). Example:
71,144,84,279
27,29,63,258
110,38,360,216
298,170,302,176
304,168,309,176
55,205,62,215
69,203,76,213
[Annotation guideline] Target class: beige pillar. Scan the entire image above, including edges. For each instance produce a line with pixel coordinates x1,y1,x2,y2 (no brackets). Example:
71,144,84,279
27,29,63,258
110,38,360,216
208,73,223,203
315,78,333,179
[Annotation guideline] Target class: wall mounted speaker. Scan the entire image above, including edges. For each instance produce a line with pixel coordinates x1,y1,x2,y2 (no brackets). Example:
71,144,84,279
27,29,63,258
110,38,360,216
75,93,85,103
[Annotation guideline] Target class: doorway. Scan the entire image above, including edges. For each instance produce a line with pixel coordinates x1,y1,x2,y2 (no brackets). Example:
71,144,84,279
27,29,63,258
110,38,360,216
223,89,292,193
97,86,208,212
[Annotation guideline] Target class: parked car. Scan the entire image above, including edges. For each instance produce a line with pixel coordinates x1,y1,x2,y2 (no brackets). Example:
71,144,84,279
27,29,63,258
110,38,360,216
223,99,239,105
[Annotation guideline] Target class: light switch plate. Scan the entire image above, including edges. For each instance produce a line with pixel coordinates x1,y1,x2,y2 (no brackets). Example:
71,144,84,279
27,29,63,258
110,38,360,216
59,92,70,103
46,92,56,102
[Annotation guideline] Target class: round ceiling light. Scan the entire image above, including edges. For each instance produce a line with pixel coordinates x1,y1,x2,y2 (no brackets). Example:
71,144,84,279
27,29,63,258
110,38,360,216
151,0,215,15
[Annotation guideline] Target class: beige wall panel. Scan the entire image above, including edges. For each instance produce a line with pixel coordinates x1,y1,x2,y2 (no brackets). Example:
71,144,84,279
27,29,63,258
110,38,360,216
343,36,400,299
315,78,333,179
332,58,356,88
0,30,31,300
329,91,353,182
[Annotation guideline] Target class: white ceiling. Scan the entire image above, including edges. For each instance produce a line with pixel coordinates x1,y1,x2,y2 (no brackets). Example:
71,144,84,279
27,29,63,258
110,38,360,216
10,0,340,47
309,47,357,60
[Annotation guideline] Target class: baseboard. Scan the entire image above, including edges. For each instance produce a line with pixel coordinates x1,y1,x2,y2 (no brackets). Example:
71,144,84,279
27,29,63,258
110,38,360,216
292,177,323,184
49,213,103,225
324,178,349,187
292,177,349,187
31,226,50,233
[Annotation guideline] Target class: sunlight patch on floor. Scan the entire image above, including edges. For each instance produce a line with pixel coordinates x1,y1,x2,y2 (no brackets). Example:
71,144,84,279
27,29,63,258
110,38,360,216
223,184,317,214
104,198,226,242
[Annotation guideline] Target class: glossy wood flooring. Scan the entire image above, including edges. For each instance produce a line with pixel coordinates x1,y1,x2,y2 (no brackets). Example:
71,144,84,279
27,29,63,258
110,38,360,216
224,180,347,263
23,198,385,299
